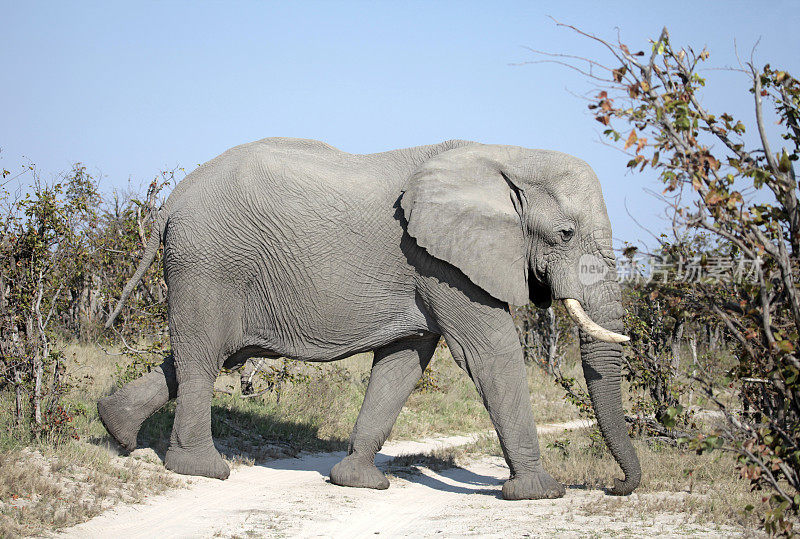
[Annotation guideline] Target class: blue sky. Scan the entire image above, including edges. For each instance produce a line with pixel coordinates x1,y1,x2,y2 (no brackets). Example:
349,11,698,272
2,1,798,246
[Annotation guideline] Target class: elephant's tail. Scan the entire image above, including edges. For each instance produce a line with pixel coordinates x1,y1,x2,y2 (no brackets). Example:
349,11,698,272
104,213,167,329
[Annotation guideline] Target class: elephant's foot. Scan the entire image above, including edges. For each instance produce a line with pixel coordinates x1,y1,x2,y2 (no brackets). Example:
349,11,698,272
97,362,175,451
330,454,389,490
97,394,144,451
165,445,230,480
502,470,565,500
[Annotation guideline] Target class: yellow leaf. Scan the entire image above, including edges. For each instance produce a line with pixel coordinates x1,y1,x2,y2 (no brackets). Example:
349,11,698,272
624,130,638,150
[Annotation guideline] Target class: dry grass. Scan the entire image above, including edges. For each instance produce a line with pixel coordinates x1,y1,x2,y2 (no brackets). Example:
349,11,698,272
61,342,123,398
0,441,181,538
209,358,369,456
393,347,493,439
0,343,181,537
398,344,582,437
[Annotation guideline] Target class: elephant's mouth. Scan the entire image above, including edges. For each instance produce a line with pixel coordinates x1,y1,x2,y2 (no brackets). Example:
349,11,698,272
528,275,552,309
563,299,629,343
526,261,628,343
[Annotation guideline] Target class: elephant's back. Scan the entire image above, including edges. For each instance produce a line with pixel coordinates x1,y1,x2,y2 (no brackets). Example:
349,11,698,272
171,138,397,203
160,138,348,211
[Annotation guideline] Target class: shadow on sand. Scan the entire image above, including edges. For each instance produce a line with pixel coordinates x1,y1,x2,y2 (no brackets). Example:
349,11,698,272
99,398,348,461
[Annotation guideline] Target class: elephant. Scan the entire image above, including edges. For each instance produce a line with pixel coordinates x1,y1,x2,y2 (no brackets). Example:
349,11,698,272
99,137,640,500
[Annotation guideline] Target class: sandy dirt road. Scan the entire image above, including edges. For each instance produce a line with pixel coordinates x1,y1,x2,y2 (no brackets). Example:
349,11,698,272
57,421,735,538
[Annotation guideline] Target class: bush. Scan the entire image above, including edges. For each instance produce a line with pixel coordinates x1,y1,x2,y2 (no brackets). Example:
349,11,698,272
530,23,800,533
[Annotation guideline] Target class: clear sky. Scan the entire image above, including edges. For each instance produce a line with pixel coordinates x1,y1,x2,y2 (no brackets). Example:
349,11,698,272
2,1,798,247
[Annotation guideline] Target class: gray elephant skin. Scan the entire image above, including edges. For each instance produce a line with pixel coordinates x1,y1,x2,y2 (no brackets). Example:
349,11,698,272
100,137,640,500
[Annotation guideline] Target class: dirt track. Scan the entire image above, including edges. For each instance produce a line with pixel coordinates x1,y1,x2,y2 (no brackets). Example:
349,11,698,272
57,421,737,538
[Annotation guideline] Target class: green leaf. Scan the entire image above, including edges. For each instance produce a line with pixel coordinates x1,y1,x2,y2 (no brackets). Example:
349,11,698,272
651,152,660,166
658,405,684,428
778,149,792,173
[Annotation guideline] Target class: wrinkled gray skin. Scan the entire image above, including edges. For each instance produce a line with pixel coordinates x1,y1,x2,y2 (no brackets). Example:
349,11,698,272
99,138,640,500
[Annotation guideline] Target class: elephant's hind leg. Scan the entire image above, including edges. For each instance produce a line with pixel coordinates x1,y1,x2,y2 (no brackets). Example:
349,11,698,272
164,378,229,479
98,354,178,450
330,334,439,490
162,283,243,481
163,335,231,480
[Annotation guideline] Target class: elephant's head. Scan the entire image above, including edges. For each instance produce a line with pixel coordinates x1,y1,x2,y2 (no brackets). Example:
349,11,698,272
401,143,640,495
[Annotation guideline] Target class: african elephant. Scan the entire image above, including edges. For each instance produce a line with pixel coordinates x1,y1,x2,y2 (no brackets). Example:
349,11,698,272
99,137,640,500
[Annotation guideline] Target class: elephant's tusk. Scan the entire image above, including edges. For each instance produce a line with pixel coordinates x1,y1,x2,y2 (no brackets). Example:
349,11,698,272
562,299,630,343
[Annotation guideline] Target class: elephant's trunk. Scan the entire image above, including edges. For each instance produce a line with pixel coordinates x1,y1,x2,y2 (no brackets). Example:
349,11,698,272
575,280,641,495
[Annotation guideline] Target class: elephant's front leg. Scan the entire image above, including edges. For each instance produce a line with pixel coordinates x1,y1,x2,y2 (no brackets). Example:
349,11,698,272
330,334,439,489
431,297,565,500
466,339,565,500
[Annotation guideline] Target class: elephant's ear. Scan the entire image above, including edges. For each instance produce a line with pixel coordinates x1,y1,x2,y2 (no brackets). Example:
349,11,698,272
401,146,528,306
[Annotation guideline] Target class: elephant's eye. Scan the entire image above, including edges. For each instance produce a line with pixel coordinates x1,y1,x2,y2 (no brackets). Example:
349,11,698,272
560,229,575,242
